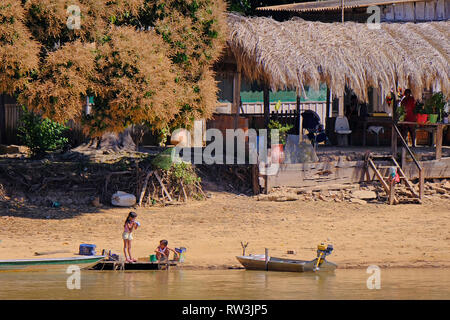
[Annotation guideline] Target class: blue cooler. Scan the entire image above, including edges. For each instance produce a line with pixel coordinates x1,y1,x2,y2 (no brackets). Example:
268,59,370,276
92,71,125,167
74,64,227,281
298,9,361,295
79,244,96,256
175,247,186,262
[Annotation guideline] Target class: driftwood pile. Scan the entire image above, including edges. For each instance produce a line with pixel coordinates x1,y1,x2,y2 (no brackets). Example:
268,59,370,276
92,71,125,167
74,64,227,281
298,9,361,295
196,164,253,194
0,158,206,208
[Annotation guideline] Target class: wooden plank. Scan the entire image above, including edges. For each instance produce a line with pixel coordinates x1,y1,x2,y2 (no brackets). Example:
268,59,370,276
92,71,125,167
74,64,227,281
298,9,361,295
390,156,419,198
436,0,445,19
368,158,391,194
384,4,395,21
446,0,450,19
403,3,415,21
394,3,405,20
403,157,450,179
425,0,436,20
138,170,154,206
154,171,173,202
264,157,450,190
415,1,426,20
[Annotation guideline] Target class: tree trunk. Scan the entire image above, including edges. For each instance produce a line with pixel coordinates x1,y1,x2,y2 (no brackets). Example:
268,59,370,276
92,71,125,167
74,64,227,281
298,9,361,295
73,128,136,153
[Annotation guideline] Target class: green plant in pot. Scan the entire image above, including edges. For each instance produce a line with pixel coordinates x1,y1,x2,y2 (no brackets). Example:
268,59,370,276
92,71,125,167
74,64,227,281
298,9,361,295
268,120,293,164
424,92,446,123
268,120,293,145
414,101,428,123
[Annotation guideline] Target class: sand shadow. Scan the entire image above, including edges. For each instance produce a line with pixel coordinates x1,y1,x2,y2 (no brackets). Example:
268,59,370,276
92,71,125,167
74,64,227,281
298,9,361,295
0,199,102,220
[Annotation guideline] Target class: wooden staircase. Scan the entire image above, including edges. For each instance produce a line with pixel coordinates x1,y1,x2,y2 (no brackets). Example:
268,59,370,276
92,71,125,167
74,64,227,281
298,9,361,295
365,153,421,204
364,123,424,205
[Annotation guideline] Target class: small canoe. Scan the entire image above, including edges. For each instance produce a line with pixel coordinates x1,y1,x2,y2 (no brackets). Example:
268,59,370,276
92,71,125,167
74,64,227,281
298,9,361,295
0,256,105,271
236,255,337,273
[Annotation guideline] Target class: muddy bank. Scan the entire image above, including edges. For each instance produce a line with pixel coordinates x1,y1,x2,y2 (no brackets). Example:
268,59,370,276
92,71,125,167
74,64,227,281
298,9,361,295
0,191,449,270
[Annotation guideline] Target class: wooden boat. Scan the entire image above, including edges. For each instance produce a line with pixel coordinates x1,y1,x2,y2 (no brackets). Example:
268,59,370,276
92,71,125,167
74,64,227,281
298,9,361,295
236,255,337,272
236,244,337,273
0,256,105,271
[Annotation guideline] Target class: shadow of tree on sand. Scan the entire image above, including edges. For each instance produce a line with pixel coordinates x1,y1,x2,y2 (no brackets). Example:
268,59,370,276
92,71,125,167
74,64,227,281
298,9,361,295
0,200,103,220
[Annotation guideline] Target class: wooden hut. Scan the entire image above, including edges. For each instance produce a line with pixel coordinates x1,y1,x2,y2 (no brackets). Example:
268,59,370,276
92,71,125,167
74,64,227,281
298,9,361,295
217,9,450,197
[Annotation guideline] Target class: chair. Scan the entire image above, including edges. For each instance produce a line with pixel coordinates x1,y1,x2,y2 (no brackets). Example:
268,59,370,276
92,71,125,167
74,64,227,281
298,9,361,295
335,116,352,146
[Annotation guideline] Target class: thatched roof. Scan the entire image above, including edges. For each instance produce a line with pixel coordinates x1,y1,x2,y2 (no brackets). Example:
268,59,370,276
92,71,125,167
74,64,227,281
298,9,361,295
257,0,424,13
227,13,450,101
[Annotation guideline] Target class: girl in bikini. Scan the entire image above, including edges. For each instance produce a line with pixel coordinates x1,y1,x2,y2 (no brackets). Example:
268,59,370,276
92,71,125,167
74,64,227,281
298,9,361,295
123,212,140,263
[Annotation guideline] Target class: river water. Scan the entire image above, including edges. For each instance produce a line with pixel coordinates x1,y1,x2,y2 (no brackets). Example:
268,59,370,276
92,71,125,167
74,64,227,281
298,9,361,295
0,268,449,299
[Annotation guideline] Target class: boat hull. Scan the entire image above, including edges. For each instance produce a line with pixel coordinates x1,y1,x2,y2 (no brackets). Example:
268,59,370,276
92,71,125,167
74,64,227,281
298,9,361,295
236,255,337,273
0,256,105,272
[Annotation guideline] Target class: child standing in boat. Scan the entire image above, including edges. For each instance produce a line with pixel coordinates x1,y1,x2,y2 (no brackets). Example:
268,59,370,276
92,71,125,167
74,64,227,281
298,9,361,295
123,212,140,263
155,240,177,262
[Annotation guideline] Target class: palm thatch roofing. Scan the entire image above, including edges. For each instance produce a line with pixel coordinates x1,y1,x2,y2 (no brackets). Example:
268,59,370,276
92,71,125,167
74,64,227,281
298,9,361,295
227,13,450,101
257,0,425,13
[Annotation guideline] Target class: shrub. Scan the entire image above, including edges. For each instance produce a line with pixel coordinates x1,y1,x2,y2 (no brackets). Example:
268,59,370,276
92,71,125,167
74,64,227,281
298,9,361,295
171,162,201,186
17,106,69,158
268,120,294,145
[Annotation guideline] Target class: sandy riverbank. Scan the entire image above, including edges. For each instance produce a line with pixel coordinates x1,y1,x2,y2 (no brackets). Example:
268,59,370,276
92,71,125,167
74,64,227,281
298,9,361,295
0,192,449,269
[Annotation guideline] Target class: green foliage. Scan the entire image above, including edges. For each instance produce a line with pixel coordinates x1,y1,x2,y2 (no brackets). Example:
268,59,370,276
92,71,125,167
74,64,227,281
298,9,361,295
171,162,200,186
17,106,69,158
424,92,446,115
396,105,406,121
414,101,425,114
151,147,176,170
9,0,227,136
268,120,293,145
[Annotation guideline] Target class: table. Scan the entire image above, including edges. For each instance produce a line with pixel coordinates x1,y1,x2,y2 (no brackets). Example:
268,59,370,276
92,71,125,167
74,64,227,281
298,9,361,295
397,121,450,160
362,117,393,146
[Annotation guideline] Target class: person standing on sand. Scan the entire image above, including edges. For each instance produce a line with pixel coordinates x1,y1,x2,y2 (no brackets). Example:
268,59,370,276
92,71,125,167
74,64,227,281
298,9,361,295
123,211,140,263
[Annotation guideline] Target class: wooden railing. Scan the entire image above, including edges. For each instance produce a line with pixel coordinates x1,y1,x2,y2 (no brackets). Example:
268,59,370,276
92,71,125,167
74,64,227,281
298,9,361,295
392,122,424,199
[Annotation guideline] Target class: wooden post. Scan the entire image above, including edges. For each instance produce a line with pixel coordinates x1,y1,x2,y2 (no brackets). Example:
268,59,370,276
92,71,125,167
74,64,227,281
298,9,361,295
251,164,260,195
263,85,270,129
265,248,269,271
389,178,395,205
233,70,242,130
401,147,406,170
297,93,303,143
338,93,344,117
341,0,345,23
419,167,424,200
436,124,443,160
391,123,397,157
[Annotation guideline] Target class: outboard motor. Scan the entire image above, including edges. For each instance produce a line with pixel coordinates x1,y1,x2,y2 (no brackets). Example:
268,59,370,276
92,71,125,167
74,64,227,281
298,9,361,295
314,243,334,271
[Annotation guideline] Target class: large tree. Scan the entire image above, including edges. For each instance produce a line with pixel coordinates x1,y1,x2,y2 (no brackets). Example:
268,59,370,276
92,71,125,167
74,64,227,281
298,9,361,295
1,0,227,150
